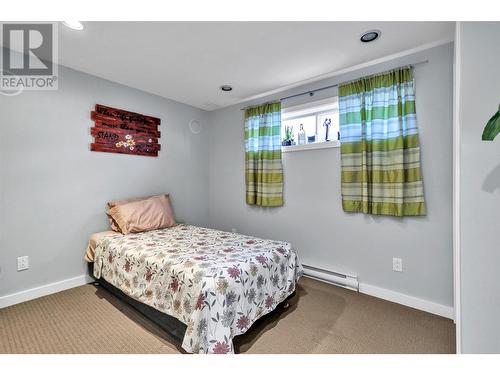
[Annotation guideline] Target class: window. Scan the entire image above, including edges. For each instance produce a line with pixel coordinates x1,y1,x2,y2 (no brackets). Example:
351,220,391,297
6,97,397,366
281,97,340,152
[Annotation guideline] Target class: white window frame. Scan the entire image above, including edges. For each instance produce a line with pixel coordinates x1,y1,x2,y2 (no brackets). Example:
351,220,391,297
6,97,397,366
281,97,340,153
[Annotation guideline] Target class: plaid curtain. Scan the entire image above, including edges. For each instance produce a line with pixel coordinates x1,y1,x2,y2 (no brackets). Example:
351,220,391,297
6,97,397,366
339,67,426,217
244,102,283,206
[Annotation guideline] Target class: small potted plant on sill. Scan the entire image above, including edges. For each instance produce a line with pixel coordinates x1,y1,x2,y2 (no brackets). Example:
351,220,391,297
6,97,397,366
282,125,294,146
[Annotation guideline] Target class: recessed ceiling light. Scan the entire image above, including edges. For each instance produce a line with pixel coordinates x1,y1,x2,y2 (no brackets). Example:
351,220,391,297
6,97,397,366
360,30,381,43
62,21,84,31
220,85,233,92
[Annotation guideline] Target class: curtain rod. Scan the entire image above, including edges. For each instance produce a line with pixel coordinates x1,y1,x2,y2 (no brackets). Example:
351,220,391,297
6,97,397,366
240,59,428,111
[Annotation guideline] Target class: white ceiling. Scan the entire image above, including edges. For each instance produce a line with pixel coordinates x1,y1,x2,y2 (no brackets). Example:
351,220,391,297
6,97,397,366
57,22,454,110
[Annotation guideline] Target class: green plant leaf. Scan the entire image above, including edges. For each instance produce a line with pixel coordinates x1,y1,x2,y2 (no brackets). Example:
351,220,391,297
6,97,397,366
482,104,500,141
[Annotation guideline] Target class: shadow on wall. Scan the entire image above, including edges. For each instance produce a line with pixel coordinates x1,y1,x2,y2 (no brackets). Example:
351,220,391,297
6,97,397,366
482,163,500,194
360,209,430,228
245,200,431,227
246,204,284,216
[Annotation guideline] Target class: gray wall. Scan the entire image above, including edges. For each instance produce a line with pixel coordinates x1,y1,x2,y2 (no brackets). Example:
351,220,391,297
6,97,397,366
0,43,456,314
0,63,210,296
208,43,454,307
459,22,500,353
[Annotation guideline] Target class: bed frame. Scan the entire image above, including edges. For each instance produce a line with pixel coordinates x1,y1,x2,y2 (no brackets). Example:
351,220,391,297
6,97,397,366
87,262,293,352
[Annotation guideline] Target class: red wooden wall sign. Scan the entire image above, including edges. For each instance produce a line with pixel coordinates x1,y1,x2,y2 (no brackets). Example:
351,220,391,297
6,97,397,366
90,104,161,157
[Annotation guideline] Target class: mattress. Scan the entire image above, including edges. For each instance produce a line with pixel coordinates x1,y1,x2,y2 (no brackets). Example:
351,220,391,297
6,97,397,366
92,224,302,354
84,230,120,262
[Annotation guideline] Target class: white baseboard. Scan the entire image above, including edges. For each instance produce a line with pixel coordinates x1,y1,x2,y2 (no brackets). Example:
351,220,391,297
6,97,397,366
359,282,455,320
302,269,454,320
0,274,94,309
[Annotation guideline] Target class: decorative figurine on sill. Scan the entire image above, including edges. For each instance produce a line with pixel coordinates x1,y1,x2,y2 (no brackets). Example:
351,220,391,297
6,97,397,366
323,118,332,141
298,124,306,145
282,125,294,146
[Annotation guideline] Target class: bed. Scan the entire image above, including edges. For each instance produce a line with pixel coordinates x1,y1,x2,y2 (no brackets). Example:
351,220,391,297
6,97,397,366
86,224,302,354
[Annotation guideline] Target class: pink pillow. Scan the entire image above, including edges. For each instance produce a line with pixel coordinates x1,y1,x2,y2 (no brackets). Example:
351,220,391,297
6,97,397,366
108,194,162,209
107,194,166,231
107,195,176,235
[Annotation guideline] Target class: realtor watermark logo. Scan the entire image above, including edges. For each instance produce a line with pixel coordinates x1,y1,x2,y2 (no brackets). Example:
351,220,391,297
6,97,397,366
0,22,58,94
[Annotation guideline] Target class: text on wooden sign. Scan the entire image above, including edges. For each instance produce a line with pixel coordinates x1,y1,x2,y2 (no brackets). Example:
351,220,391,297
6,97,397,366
90,104,161,157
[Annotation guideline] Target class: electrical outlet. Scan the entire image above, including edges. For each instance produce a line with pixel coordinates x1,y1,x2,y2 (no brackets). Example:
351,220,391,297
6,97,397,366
17,256,29,271
392,257,403,272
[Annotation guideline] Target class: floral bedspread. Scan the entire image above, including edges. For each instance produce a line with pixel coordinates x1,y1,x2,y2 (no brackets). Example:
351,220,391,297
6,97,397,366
93,224,302,354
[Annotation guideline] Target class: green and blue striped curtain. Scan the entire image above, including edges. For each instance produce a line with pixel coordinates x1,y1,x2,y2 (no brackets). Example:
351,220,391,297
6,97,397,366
339,67,426,217
244,102,283,206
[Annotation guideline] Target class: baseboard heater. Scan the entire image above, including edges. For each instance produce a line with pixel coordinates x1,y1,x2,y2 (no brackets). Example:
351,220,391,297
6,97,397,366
302,264,359,292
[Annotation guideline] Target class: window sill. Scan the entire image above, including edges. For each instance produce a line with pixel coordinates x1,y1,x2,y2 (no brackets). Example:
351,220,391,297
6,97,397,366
282,140,340,153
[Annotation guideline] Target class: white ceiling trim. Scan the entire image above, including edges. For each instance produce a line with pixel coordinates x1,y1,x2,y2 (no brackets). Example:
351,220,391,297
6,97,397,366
235,37,454,108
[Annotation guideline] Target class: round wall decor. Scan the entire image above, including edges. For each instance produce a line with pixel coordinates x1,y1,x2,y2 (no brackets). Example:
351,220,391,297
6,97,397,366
189,119,202,134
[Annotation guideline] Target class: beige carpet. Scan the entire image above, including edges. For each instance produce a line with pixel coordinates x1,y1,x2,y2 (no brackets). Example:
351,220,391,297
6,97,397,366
0,277,455,354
